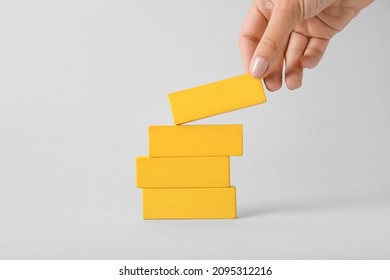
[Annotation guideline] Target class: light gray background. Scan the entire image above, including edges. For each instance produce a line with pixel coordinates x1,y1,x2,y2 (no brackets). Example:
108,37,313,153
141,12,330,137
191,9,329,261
0,0,389,259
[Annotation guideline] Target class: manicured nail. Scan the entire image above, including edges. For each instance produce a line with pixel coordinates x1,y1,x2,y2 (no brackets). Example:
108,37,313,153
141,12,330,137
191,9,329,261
251,56,269,78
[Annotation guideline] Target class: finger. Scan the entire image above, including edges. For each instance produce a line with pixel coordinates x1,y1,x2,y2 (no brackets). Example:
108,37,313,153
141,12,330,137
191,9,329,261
285,31,309,90
301,38,329,69
239,3,268,73
264,52,284,91
264,33,289,92
250,0,301,78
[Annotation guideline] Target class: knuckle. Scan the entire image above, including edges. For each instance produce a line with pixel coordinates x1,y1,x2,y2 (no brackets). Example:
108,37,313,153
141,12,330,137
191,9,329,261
275,0,302,22
260,36,278,51
288,47,304,55
240,33,260,45
258,0,274,14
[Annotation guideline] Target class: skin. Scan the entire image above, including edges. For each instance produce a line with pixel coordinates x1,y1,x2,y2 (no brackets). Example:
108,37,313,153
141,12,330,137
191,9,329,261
239,0,375,91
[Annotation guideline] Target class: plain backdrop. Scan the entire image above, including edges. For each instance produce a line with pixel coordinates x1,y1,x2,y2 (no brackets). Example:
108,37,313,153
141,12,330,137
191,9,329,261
0,0,389,259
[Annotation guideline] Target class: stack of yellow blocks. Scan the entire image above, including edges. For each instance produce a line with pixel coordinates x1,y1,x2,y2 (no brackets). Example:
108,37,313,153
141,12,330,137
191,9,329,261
136,74,266,219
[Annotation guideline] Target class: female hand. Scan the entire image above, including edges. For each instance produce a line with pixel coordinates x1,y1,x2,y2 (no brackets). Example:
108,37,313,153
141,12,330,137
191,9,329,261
239,0,374,90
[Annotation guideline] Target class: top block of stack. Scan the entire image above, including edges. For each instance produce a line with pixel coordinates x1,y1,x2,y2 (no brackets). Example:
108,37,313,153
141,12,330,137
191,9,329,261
149,124,242,157
168,74,266,125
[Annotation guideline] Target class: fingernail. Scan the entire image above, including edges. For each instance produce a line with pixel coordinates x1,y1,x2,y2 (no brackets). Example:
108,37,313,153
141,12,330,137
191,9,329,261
251,56,269,78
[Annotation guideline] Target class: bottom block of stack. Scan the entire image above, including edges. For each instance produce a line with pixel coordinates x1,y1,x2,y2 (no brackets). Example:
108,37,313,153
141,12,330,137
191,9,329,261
143,187,236,219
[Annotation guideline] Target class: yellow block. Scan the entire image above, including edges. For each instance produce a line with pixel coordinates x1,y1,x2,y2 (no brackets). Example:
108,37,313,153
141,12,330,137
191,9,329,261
143,187,236,219
149,124,242,157
136,156,230,188
168,74,266,125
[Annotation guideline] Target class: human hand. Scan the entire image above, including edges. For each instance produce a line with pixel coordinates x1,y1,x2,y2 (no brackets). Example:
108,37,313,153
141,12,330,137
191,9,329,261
239,0,374,90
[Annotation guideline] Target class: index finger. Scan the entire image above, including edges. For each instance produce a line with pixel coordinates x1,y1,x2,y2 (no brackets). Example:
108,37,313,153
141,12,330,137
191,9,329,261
239,2,268,72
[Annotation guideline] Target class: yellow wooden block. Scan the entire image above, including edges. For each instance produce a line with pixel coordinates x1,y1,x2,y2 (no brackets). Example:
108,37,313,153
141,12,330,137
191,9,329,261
168,74,266,125
149,124,242,157
143,187,236,219
136,156,230,188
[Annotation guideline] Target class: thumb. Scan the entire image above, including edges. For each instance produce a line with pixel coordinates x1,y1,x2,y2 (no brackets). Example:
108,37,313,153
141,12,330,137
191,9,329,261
250,1,302,78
